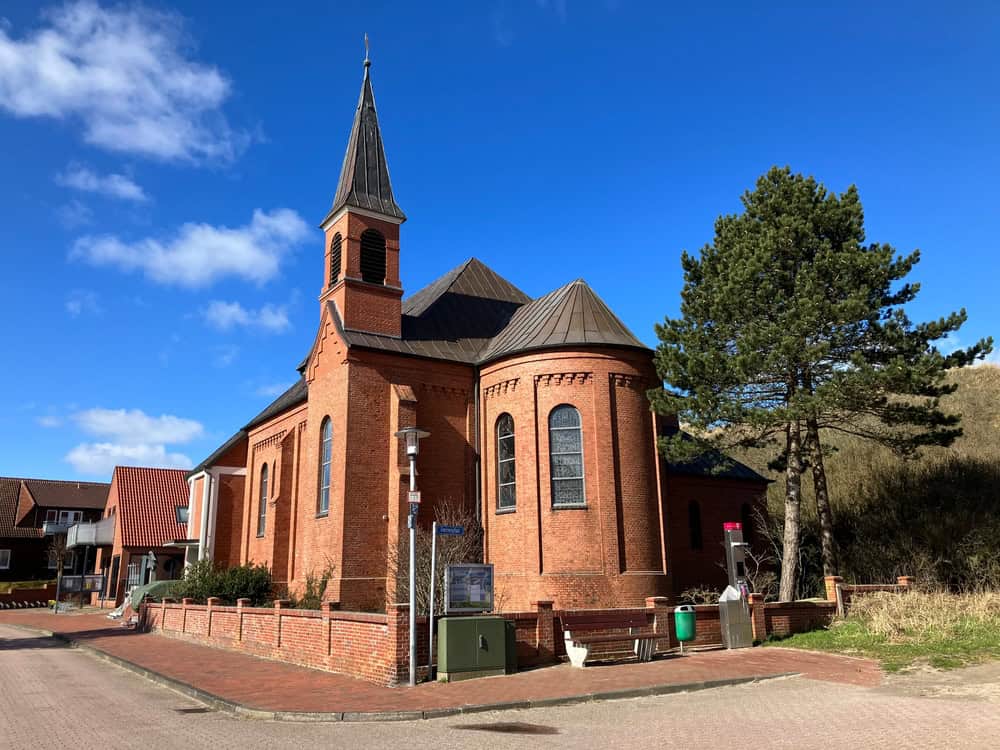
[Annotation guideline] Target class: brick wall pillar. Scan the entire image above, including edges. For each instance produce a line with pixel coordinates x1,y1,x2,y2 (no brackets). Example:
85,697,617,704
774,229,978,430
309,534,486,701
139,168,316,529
748,593,766,642
896,576,915,589
206,597,220,638
274,599,291,648
823,576,843,603
386,603,410,686
532,600,555,662
321,601,338,656
645,596,671,651
236,598,249,642
181,597,193,633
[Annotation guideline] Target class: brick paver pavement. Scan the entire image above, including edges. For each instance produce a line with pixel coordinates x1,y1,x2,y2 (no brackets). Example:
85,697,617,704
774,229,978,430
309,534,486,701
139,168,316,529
2,623,997,750
0,609,880,714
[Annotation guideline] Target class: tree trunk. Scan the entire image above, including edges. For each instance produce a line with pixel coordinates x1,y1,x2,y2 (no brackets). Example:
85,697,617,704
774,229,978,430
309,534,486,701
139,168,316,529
779,419,804,602
806,416,839,577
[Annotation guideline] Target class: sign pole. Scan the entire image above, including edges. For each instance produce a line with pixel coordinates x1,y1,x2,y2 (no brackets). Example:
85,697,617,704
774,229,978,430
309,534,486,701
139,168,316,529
408,455,417,688
428,520,438,682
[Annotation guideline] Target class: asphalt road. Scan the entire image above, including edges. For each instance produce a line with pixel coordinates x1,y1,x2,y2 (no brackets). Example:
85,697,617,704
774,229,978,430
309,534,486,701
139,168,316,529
1,624,997,750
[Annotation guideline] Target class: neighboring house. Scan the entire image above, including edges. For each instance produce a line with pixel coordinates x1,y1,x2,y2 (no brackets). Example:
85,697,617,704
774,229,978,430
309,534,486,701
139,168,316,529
90,467,189,606
186,57,768,612
0,476,110,582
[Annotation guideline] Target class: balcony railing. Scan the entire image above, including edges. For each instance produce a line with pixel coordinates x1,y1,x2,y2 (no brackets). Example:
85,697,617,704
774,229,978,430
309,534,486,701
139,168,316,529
42,521,73,535
66,516,115,548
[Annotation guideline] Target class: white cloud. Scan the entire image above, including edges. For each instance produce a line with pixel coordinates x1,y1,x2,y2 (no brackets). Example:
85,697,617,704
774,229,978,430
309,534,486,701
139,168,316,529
213,344,239,368
256,382,293,398
0,1,245,162
57,199,93,228
66,442,192,475
71,208,310,287
56,164,147,202
65,288,100,316
64,406,201,475
37,415,63,428
203,300,290,333
73,407,203,444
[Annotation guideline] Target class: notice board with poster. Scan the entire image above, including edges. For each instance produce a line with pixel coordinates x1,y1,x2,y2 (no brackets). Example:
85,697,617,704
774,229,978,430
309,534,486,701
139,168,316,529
444,564,494,613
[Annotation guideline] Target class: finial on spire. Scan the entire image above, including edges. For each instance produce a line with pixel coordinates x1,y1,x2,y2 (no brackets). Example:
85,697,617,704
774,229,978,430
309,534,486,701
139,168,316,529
364,33,370,68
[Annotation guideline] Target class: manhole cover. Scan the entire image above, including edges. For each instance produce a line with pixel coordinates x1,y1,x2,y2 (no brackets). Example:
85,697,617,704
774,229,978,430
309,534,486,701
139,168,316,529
454,722,560,735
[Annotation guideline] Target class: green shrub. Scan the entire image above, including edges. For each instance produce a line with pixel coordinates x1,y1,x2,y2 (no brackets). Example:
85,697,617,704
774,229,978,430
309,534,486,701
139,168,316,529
172,560,273,606
292,563,335,610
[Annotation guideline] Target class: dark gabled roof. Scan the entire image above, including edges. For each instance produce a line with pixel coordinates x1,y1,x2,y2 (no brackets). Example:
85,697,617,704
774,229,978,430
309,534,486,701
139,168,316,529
186,430,246,479
663,429,769,483
21,478,109,509
0,476,111,539
243,378,308,432
326,59,405,222
480,279,647,364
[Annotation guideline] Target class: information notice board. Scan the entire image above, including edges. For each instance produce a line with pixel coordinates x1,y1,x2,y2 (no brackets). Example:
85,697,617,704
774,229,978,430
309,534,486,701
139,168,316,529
444,564,494,613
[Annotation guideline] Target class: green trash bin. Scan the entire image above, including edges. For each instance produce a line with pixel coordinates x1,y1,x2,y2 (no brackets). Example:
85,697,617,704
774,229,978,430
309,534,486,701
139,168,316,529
674,605,696,653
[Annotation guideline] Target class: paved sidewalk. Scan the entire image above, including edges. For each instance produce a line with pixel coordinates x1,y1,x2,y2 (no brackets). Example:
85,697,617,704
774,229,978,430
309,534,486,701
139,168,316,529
0,610,880,718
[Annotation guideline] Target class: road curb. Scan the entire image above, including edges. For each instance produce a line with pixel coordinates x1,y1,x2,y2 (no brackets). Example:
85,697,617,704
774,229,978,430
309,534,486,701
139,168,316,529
1,622,798,722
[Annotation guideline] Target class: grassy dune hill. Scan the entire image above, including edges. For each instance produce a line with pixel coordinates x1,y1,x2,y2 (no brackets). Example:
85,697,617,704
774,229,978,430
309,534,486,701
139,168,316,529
731,364,1000,595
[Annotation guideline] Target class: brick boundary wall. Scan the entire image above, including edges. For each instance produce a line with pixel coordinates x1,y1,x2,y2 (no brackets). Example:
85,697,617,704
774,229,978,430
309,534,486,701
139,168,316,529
143,593,837,686
824,575,915,616
0,584,57,607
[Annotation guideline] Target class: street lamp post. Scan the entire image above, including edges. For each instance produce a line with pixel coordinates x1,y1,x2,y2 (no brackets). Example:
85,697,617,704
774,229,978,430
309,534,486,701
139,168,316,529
394,427,430,687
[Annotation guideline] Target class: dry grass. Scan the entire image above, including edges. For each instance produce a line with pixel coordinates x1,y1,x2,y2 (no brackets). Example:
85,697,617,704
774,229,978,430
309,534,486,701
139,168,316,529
851,590,1000,640
769,589,1000,671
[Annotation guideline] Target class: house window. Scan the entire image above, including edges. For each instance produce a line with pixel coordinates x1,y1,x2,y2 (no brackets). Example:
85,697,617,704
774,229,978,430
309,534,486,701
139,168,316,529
318,417,332,516
496,413,516,511
257,463,269,537
688,501,703,551
0,549,10,570
48,550,74,570
45,510,57,524
549,405,586,507
329,233,342,286
58,510,82,524
176,506,189,525
359,229,386,284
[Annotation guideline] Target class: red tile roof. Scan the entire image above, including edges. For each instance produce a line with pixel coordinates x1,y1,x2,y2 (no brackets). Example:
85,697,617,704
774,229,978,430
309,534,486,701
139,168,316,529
112,467,189,548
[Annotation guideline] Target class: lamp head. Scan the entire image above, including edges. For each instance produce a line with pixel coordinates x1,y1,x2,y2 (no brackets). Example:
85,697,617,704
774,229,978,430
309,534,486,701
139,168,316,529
394,427,431,456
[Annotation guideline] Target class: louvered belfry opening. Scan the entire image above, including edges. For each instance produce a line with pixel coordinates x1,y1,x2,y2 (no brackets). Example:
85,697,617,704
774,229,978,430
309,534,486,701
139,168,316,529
329,233,342,286
360,229,387,284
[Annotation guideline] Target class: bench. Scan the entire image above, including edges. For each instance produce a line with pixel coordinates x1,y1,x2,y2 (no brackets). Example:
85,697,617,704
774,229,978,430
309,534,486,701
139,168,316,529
561,613,656,668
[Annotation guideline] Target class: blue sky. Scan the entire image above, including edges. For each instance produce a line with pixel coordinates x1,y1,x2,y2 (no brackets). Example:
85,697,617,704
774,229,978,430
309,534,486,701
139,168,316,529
1,1,996,480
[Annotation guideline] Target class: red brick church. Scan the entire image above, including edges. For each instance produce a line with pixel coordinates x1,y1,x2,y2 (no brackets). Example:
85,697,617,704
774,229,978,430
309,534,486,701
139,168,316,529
186,58,766,612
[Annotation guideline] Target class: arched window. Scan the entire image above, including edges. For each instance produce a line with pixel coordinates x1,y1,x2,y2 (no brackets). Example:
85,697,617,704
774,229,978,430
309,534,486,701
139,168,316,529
496,413,516,511
318,418,332,515
740,503,754,545
329,233,342,286
688,500,703,551
549,405,585,507
359,229,386,284
257,463,268,537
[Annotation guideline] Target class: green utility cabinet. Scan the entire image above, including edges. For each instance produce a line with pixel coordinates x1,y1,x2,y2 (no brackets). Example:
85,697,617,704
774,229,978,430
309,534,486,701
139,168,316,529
437,616,510,682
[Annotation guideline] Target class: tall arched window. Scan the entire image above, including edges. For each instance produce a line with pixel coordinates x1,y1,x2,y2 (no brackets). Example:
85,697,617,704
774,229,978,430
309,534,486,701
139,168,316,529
496,413,516,511
329,233,342,286
257,463,268,537
318,417,332,515
549,405,585,507
359,229,386,284
688,500,703,551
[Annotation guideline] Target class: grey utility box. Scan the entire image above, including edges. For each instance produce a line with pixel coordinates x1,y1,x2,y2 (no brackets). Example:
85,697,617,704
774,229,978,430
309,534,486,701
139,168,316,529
437,616,508,682
719,585,753,649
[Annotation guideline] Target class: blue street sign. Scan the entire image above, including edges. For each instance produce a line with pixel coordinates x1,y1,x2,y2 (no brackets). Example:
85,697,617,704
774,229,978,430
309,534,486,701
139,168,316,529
436,525,464,536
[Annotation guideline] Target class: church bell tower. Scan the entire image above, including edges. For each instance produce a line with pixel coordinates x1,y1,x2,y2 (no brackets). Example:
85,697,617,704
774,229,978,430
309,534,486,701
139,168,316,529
319,52,405,338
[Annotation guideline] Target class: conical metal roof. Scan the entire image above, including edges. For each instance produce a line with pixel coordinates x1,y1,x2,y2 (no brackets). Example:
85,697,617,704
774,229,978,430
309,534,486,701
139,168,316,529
329,59,405,221
480,279,646,363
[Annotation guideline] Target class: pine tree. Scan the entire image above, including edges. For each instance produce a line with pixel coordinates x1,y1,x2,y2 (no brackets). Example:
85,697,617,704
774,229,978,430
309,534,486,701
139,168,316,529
651,166,992,600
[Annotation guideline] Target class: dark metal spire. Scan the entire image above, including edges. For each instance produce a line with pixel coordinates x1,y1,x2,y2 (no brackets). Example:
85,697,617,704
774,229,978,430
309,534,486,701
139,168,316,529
329,43,406,221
